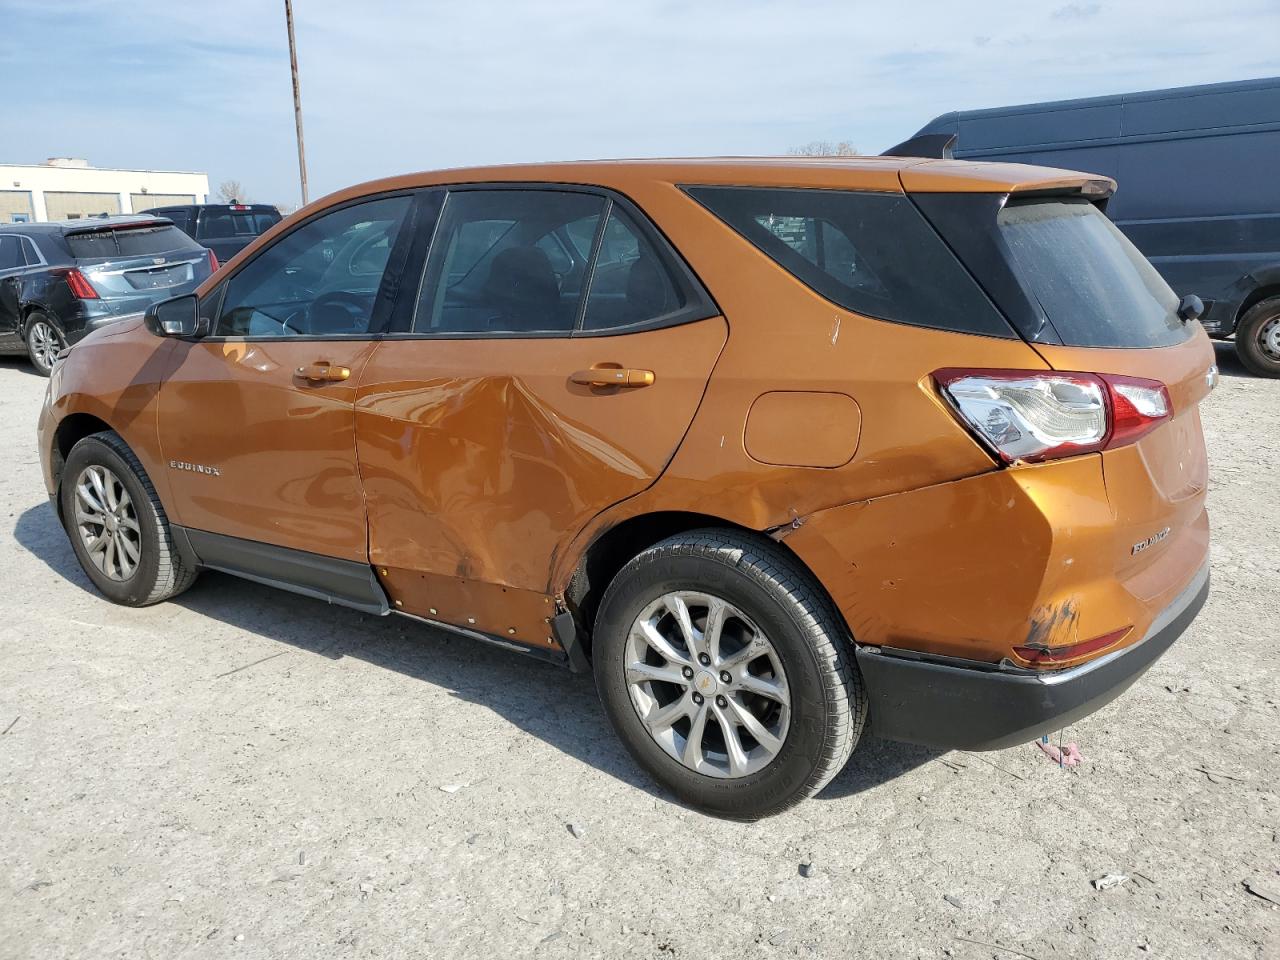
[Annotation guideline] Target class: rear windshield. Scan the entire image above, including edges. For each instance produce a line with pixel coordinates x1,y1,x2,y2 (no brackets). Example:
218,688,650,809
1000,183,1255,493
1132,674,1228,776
197,210,281,240
685,186,1012,338
997,199,1187,348
67,224,199,259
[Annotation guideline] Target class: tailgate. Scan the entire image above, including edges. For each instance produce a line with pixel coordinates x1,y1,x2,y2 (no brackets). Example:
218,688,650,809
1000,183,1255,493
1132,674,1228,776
1034,332,1215,606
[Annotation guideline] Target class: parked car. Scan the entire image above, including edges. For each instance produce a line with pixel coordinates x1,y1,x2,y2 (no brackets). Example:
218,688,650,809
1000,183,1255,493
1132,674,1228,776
0,216,215,375
139,203,282,265
900,76,1280,377
37,159,1213,818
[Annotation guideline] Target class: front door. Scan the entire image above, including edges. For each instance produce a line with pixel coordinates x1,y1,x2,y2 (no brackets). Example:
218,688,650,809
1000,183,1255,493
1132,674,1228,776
156,193,415,562
355,188,727,644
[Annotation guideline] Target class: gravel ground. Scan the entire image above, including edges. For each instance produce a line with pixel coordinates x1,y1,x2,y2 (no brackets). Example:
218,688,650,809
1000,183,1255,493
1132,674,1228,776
1,343,1277,960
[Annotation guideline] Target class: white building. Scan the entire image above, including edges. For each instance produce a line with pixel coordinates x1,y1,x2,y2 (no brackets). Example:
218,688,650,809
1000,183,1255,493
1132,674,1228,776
0,158,210,223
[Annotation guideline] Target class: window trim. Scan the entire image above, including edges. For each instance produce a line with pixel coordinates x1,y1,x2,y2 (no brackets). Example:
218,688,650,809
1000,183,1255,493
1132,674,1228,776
395,181,719,341
197,189,421,343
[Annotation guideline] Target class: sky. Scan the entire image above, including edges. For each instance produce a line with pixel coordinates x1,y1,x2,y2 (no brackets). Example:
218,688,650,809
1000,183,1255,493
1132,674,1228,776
3,0,1278,209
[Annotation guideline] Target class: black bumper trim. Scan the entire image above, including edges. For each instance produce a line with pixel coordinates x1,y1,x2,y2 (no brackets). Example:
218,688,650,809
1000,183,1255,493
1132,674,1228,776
855,563,1210,750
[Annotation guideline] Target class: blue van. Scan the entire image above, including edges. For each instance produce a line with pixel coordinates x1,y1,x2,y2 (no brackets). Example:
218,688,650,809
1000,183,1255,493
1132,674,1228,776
902,77,1280,376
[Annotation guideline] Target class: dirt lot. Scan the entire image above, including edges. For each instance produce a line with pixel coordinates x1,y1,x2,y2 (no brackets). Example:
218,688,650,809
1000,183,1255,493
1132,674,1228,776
1,344,1277,960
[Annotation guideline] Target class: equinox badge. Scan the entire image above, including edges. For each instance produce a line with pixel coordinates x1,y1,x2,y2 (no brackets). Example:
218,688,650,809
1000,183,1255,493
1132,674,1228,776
1131,527,1171,555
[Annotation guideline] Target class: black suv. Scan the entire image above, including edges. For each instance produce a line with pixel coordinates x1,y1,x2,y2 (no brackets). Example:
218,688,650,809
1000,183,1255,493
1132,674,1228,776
0,217,214,375
138,203,282,264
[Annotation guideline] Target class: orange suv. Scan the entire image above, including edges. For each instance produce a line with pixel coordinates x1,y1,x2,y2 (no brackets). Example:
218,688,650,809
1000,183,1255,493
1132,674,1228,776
37,158,1213,818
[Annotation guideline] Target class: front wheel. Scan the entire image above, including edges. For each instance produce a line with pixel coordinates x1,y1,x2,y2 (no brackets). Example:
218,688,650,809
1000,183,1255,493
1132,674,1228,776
593,530,865,819
1235,297,1280,378
60,431,198,606
25,312,65,377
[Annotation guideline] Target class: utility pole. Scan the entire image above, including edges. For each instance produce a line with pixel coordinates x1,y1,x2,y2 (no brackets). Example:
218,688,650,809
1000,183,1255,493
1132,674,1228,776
285,0,309,206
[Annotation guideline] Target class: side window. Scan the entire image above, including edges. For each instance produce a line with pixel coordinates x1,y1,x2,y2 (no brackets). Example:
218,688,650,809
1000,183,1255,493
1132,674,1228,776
162,209,192,233
687,186,1007,335
581,208,685,331
215,195,411,338
0,236,22,271
20,238,40,265
415,190,605,335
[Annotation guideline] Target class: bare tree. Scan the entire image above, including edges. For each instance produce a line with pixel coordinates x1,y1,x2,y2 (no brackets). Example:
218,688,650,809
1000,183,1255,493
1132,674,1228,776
217,180,249,203
788,140,858,157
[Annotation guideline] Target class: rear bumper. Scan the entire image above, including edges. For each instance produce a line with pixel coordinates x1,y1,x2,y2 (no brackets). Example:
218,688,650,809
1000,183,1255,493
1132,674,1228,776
856,561,1209,750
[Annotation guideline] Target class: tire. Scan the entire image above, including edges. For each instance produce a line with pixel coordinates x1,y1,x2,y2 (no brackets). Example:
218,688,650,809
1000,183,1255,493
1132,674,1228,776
25,311,65,378
1234,296,1280,378
592,529,865,819
59,431,198,606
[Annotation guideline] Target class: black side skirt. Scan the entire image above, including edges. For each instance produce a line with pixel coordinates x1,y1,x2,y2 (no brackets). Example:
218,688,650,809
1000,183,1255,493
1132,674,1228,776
174,526,390,615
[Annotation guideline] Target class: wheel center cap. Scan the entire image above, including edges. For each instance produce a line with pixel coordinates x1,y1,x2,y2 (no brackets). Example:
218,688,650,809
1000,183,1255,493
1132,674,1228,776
693,670,719,697
105,515,117,532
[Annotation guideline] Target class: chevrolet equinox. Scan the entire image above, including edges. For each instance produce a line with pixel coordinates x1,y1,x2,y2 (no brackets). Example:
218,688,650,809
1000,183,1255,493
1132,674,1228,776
37,158,1213,818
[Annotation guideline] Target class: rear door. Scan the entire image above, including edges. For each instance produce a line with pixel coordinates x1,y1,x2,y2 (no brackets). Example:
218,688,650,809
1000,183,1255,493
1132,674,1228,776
355,186,727,643
0,235,25,348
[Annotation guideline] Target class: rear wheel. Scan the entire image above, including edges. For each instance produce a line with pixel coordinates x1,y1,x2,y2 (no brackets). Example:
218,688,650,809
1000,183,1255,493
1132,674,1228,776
60,431,198,606
1235,297,1280,378
593,529,865,819
25,312,64,377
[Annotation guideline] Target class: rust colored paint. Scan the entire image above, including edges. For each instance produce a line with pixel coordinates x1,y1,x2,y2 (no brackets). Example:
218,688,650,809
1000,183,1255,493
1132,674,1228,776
353,318,728,599
378,567,560,650
38,156,1210,675
38,319,178,505
154,339,380,561
784,454,1208,666
744,391,861,468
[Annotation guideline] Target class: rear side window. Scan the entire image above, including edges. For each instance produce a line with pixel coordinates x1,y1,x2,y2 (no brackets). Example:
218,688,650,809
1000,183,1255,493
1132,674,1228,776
997,200,1186,348
67,225,199,259
686,186,1011,337
0,236,22,270
581,207,685,331
415,190,606,335
159,209,193,233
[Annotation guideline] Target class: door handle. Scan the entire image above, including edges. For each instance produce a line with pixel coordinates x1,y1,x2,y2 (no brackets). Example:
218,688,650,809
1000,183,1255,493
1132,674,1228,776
570,366,655,388
295,361,351,382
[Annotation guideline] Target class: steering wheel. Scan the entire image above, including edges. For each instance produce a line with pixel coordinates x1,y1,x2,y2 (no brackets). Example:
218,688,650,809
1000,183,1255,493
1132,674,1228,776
309,291,370,333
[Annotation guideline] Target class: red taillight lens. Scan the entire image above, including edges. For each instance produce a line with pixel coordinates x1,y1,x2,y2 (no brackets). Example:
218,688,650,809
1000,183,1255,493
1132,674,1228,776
934,368,1172,464
64,268,99,300
1101,374,1172,447
1013,626,1131,666
207,248,219,272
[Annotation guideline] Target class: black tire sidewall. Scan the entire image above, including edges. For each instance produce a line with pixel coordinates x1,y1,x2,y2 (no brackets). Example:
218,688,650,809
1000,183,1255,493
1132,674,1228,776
60,436,165,605
25,312,63,377
594,548,839,818
1235,298,1280,378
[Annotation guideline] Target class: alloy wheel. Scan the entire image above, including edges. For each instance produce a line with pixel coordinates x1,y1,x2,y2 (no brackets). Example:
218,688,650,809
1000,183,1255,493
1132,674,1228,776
28,321,61,370
73,465,142,581
624,590,791,779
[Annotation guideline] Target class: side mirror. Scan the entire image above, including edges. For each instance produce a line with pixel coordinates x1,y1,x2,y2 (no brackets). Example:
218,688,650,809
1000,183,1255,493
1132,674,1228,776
144,294,208,339
1178,294,1205,323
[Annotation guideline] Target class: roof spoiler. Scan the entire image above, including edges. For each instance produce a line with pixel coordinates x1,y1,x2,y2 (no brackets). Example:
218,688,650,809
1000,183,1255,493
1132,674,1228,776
880,133,957,160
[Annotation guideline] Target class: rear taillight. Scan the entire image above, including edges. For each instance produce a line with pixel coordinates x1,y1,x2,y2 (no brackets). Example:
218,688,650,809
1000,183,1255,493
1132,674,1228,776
207,248,219,272
64,268,99,300
934,368,1171,464
1013,626,1131,666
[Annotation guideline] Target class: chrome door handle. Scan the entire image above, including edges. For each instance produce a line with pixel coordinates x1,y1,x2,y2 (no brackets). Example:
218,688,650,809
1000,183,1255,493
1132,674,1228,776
570,366,655,388
295,361,351,382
